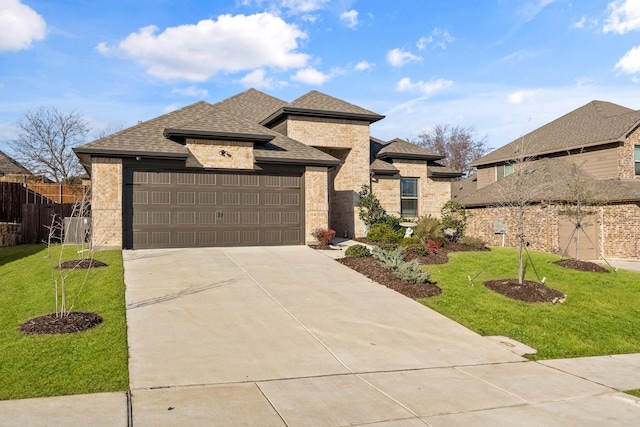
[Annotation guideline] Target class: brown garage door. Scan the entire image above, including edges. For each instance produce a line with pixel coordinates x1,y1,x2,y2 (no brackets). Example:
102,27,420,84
125,170,304,249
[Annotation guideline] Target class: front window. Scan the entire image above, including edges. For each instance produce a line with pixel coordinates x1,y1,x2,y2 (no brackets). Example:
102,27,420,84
497,163,514,180
400,178,418,217
635,146,640,176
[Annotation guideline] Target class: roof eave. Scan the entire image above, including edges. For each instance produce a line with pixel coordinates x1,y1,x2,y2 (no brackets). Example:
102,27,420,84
254,156,342,167
261,107,385,127
377,153,443,161
163,128,274,144
73,147,189,160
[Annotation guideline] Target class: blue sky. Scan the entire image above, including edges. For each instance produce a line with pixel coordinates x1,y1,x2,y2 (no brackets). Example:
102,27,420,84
1,0,640,155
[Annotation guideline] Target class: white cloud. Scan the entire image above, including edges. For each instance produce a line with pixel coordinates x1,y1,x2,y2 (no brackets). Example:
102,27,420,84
172,86,209,97
507,89,541,104
97,13,309,81
615,45,640,73
239,68,287,89
518,0,555,23
395,77,453,95
575,77,596,88
386,48,421,67
163,103,180,113
604,0,640,34
416,29,455,51
0,0,46,53
280,0,329,13
340,10,359,29
572,16,586,29
291,67,331,85
354,60,373,71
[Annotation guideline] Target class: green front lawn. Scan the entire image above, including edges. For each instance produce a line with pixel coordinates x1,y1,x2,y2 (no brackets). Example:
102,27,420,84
420,247,640,360
0,245,129,400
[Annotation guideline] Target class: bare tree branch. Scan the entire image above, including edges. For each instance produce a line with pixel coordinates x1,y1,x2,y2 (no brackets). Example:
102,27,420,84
9,106,90,183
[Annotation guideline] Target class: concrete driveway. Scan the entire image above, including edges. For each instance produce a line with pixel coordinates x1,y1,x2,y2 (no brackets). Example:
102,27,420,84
122,246,640,426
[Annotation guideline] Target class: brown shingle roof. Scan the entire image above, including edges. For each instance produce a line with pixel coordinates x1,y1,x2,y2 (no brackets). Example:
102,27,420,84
0,150,31,175
457,157,639,207
370,159,399,174
376,138,444,161
261,90,384,126
471,100,640,167
75,89,340,166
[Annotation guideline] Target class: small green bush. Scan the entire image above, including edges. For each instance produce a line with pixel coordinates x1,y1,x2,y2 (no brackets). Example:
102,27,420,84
402,243,428,257
414,215,444,243
400,236,421,246
345,244,371,258
440,201,466,242
372,246,405,270
457,235,488,250
395,260,431,283
367,223,403,243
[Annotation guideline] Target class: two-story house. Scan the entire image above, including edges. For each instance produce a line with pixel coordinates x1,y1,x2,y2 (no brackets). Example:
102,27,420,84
453,100,640,259
75,89,460,249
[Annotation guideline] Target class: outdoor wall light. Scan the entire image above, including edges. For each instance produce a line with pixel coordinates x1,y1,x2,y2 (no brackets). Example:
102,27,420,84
219,150,231,157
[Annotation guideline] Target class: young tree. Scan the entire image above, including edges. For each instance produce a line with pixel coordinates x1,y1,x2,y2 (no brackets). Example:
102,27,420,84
356,185,387,226
415,124,490,177
10,106,90,182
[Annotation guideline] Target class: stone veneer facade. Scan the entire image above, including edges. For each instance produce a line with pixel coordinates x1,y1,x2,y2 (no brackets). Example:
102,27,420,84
91,157,123,249
285,116,371,238
618,126,640,179
186,139,254,169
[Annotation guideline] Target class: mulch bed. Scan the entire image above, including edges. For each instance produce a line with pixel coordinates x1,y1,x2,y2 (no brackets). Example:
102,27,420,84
58,259,108,269
338,256,441,299
553,259,609,273
484,279,566,303
19,312,103,335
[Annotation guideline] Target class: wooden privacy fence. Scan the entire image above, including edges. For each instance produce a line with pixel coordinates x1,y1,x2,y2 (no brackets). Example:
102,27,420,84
0,182,90,244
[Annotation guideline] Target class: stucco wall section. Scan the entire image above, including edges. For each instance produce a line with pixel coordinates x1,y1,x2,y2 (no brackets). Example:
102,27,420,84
304,166,329,244
186,139,254,169
288,116,370,238
91,157,122,249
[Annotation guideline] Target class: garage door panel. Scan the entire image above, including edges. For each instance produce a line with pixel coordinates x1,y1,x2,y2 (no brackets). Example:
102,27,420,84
127,170,303,248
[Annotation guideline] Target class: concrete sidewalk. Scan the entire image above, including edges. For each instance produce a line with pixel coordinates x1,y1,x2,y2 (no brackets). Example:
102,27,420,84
2,246,640,426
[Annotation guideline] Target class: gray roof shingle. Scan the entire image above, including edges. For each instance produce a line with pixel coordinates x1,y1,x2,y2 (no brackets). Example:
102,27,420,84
472,100,640,167
376,138,444,161
0,150,31,175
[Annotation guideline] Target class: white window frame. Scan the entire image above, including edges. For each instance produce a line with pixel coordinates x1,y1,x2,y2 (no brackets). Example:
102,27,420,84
400,178,418,217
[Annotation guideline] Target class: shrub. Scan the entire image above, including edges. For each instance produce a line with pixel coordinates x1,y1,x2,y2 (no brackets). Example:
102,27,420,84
414,215,444,243
372,246,405,270
372,246,431,283
379,214,403,231
345,244,371,258
357,185,387,226
426,239,443,254
399,236,421,246
311,228,336,246
457,235,488,250
402,243,428,257
395,260,431,283
367,223,403,244
440,201,466,242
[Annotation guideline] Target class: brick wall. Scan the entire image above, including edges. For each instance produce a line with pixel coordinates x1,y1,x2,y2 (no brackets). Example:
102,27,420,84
91,157,123,249
287,116,370,238
619,127,640,179
465,202,640,259
186,139,254,169
372,175,400,217
304,166,330,244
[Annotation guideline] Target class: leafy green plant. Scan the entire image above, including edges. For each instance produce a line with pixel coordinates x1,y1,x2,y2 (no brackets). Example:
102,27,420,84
414,215,444,243
395,260,431,283
367,223,403,243
440,201,466,242
402,243,428,257
345,244,371,258
356,185,387,226
400,236,421,246
372,246,405,270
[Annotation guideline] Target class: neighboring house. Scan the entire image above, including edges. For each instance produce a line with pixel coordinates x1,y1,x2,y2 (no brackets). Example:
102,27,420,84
454,100,640,259
74,89,460,249
0,150,32,182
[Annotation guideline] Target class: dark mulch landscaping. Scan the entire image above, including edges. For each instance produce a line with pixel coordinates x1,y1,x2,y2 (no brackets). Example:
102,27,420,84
58,258,108,269
338,256,441,299
19,312,103,335
553,259,609,273
484,279,566,303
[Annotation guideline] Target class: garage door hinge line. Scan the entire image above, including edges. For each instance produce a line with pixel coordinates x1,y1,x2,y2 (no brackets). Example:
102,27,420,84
222,249,353,373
